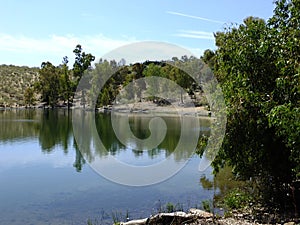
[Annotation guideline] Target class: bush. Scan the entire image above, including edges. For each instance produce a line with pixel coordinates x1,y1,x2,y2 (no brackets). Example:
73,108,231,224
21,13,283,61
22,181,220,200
223,188,252,210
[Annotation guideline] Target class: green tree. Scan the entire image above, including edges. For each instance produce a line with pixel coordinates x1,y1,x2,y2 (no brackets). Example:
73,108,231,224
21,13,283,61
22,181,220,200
142,63,163,100
99,87,110,106
59,56,73,107
37,62,60,107
24,87,35,106
211,0,300,210
90,60,117,107
169,58,196,103
201,49,216,71
132,63,146,101
172,66,190,103
73,44,95,81
71,45,95,108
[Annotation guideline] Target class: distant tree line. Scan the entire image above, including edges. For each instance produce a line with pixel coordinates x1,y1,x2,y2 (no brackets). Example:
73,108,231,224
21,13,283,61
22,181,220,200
31,48,206,108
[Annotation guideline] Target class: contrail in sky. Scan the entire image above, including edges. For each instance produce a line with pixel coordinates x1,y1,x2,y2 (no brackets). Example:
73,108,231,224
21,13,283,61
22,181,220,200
175,30,214,40
166,11,224,24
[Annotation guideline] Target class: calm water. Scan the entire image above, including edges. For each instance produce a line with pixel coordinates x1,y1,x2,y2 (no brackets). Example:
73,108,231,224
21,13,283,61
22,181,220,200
0,109,215,225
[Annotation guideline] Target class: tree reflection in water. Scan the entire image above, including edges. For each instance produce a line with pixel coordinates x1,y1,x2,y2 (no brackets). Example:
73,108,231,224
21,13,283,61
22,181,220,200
0,109,212,173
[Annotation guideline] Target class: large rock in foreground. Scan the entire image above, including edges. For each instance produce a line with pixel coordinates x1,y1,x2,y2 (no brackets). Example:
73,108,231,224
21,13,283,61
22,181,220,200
119,208,285,225
120,208,213,225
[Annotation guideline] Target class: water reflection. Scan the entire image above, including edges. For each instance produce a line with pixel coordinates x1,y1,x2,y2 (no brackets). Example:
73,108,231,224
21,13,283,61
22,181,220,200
0,109,212,174
38,109,72,153
200,166,246,207
72,110,212,186
0,109,40,142
0,109,83,171
0,109,217,224
0,109,71,151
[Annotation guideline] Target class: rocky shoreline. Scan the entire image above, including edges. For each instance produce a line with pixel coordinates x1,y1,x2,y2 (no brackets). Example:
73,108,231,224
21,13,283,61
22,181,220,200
118,208,298,225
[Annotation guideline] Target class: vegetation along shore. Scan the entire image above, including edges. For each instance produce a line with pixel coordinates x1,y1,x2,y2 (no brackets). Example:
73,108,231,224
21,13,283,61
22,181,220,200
0,0,299,224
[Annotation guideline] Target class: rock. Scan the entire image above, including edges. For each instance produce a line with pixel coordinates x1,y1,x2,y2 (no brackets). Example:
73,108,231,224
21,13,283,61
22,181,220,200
283,222,296,225
189,208,213,218
120,218,147,225
120,211,198,225
120,208,288,225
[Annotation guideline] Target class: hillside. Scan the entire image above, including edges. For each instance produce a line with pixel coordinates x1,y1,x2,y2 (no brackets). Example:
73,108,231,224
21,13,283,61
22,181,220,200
0,65,39,107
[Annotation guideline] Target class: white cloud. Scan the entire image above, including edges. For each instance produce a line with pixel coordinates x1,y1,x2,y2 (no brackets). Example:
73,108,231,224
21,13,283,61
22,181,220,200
103,41,196,64
0,33,136,66
0,33,134,54
0,33,210,66
185,47,206,57
166,11,224,24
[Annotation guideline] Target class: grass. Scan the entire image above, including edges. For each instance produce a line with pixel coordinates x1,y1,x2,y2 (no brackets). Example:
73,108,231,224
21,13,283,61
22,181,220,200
202,200,212,213
155,201,185,214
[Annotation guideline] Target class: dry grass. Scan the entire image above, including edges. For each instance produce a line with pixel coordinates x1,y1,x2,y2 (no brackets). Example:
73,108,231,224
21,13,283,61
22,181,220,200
0,64,39,107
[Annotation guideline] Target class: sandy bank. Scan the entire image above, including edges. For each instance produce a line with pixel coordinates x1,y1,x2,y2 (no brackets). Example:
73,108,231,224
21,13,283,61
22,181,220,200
99,101,212,117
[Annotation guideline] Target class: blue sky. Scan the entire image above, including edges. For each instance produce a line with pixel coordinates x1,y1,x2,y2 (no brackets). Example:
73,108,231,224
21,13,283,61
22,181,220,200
0,0,275,67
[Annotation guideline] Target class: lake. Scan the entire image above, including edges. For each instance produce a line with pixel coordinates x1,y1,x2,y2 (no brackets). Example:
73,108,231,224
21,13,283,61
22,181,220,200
0,109,215,225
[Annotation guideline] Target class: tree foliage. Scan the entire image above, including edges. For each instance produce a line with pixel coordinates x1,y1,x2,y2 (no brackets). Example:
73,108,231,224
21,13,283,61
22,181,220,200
34,45,95,107
73,44,95,81
24,87,35,106
86,58,201,108
210,0,300,209
37,62,61,107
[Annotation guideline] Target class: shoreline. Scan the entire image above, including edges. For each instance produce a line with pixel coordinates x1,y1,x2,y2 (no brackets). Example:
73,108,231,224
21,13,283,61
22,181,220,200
118,208,299,225
0,101,213,118
101,102,212,117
